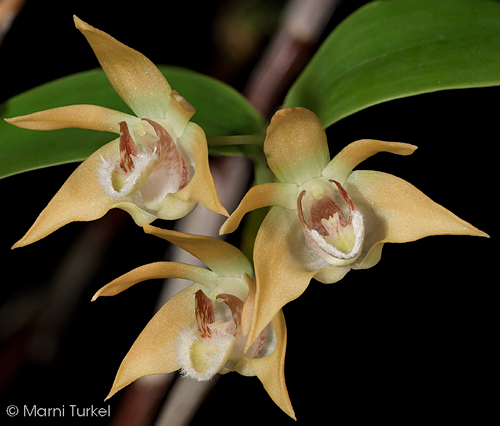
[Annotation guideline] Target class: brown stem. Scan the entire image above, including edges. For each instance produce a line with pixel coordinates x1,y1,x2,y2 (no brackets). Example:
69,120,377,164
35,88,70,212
244,0,342,117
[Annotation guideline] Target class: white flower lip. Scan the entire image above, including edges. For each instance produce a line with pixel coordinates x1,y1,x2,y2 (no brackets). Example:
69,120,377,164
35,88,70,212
98,149,159,199
306,210,364,260
175,287,276,381
97,119,189,210
297,177,365,266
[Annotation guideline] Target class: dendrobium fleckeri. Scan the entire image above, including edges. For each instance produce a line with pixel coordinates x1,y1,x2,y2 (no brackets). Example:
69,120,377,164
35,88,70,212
93,225,295,419
220,107,489,349
7,17,227,248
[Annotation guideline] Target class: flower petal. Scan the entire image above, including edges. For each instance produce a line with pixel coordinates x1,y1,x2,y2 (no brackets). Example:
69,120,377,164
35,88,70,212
313,263,350,284
245,207,321,352
322,139,417,184
264,107,330,185
138,119,189,210
12,140,158,248
163,122,228,218
143,225,253,278
98,142,159,201
243,311,295,420
92,262,220,301
240,274,256,337
219,182,298,235
345,170,489,269
176,290,239,381
5,104,137,133
165,90,196,139
74,16,171,119
105,283,203,399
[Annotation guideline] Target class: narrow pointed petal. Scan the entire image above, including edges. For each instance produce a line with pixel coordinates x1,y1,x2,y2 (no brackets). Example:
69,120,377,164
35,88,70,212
5,105,136,133
74,16,171,119
345,170,489,269
264,107,330,185
92,262,220,301
105,284,202,399
12,140,157,248
164,122,228,218
219,182,298,235
143,225,253,278
245,207,319,351
245,311,295,420
322,139,417,184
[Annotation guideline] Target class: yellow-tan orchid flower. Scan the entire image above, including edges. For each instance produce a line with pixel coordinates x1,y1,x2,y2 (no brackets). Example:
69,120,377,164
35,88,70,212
220,107,489,351
7,17,227,248
93,225,295,419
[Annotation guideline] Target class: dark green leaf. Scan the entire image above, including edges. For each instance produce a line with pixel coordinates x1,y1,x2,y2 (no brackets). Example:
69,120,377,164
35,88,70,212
0,66,265,179
284,0,500,127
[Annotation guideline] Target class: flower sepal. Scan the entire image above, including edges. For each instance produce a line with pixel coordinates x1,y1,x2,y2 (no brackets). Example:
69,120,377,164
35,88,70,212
221,107,488,354
92,227,294,419
8,17,227,248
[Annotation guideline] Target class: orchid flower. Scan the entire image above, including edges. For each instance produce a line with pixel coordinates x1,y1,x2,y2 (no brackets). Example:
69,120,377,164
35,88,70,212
93,225,295,419
220,107,489,350
7,17,227,248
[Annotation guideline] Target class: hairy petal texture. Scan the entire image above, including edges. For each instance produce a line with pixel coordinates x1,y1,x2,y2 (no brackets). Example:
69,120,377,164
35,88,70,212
144,225,253,278
346,170,489,269
74,16,171,118
8,19,226,248
11,125,219,247
104,284,203,399
92,262,219,301
93,229,292,415
322,139,418,184
219,182,298,235
297,179,364,266
264,107,330,185
176,290,237,381
4,104,136,133
98,122,160,203
12,140,158,248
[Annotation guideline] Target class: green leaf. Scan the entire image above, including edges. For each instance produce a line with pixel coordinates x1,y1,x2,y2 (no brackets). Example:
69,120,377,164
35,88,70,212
0,66,265,179
162,66,265,137
284,0,500,128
